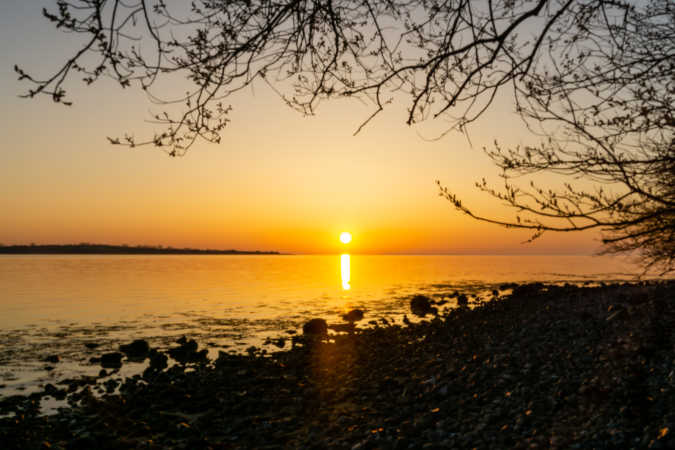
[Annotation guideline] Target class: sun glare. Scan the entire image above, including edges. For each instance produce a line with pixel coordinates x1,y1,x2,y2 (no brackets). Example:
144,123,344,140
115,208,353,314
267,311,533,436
339,232,352,244
341,253,351,290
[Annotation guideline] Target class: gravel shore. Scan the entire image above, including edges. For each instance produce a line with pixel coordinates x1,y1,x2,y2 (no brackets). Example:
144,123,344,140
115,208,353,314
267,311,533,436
1,281,673,449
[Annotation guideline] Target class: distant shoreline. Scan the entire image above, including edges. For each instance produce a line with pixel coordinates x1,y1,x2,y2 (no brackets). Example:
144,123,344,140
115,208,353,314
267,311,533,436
0,244,280,255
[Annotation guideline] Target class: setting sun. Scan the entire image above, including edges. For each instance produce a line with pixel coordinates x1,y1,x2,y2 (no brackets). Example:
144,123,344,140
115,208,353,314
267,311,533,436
339,232,352,244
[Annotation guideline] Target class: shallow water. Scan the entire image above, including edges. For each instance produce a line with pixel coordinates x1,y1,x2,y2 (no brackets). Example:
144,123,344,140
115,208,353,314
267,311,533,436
0,254,641,401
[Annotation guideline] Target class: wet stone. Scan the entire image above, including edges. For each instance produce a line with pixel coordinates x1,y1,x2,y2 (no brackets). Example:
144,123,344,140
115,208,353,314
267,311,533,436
457,294,468,307
44,355,60,364
103,378,119,394
119,339,150,359
100,352,123,369
302,318,328,336
148,350,168,370
411,295,436,316
43,383,66,400
168,338,207,364
342,309,365,323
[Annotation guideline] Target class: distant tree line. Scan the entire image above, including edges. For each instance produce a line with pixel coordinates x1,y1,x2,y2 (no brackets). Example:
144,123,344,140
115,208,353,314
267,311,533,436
0,244,279,255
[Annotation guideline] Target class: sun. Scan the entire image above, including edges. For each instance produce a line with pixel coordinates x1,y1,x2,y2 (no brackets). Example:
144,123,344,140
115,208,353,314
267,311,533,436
339,231,352,244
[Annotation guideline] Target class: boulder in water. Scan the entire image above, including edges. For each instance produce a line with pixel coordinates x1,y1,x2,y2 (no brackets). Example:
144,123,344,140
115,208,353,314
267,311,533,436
100,352,123,369
168,337,207,364
342,309,365,323
119,339,150,359
410,295,436,316
457,294,469,307
44,355,60,364
303,318,328,336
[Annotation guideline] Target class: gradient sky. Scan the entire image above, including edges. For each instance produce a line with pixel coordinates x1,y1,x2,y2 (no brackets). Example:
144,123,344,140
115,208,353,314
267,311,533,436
0,0,602,254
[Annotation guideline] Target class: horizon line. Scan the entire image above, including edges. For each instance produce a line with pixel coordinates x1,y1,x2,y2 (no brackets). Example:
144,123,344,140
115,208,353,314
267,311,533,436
0,243,600,257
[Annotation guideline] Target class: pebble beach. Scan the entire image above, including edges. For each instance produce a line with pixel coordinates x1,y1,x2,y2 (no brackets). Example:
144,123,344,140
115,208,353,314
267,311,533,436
1,281,673,449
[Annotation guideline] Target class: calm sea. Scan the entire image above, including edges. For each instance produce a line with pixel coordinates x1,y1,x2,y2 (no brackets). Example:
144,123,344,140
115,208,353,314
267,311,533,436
0,254,640,400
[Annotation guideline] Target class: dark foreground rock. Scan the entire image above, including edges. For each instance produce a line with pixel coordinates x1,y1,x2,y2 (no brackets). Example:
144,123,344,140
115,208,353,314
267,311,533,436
168,337,208,364
303,318,328,336
341,309,365,323
1,281,673,449
410,294,436,316
119,339,150,359
44,355,60,364
99,352,123,369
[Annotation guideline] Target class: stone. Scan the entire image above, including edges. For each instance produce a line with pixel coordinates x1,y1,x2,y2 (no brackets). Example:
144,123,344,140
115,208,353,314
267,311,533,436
44,383,66,400
411,295,435,316
168,338,206,364
44,355,60,363
457,294,469,306
342,309,365,323
148,350,168,370
100,352,123,369
303,318,328,336
103,378,119,394
119,339,150,359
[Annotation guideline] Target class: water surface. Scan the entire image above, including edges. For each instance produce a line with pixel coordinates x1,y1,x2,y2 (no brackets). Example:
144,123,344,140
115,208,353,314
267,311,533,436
0,254,640,399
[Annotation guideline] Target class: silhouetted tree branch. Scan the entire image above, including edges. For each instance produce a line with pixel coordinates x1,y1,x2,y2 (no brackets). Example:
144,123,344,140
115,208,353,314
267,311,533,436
439,0,674,274
17,0,590,152
17,0,674,271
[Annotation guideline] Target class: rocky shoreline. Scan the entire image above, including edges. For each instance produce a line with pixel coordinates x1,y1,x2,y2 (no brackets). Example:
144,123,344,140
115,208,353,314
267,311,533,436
1,281,673,449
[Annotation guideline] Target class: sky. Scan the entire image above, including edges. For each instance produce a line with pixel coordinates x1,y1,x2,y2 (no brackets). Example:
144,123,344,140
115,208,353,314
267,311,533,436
0,0,602,255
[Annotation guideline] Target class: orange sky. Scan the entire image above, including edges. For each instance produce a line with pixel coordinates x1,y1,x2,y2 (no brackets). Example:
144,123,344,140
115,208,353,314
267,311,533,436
0,1,601,255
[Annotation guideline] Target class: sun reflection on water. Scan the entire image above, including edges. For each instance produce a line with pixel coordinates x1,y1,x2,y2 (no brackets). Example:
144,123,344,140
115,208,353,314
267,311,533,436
340,253,351,290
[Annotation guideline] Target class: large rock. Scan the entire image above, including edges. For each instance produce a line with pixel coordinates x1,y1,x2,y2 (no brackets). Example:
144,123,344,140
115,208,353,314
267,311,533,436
44,383,67,400
119,339,150,359
143,349,169,379
148,349,168,370
457,294,469,307
302,318,328,336
168,337,207,364
410,295,436,316
341,309,365,323
44,355,60,364
100,352,123,369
